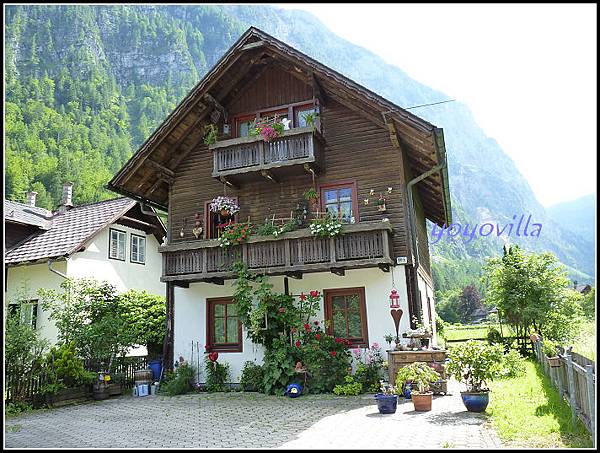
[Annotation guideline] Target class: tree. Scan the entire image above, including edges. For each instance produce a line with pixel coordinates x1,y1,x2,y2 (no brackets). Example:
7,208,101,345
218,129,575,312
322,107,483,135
39,278,136,370
457,284,484,322
483,245,584,347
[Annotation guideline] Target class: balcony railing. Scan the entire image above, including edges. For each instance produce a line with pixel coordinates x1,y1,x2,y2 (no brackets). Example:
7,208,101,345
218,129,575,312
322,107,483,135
160,221,393,283
210,126,324,179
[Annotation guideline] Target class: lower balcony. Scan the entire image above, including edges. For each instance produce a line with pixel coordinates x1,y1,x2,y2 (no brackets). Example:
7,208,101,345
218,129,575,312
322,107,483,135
160,221,394,284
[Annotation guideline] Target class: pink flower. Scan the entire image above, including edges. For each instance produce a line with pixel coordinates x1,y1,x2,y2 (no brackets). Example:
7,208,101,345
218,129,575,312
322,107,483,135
352,348,362,358
291,327,297,334
278,307,285,313
371,343,380,350
299,292,307,301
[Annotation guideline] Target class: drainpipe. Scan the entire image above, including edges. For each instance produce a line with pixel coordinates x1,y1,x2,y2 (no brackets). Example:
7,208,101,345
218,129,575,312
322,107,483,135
48,258,68,279
406,127,448,327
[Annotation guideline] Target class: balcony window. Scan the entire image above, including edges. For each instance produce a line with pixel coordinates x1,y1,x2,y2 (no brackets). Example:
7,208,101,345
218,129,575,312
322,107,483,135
320,181,359,224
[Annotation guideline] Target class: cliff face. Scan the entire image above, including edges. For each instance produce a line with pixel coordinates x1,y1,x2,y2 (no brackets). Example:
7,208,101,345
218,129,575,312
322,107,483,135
5,5,594,286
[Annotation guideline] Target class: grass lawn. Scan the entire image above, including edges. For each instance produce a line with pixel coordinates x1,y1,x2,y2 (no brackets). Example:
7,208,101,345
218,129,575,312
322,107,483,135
441,323,515,344
486,359,592,448
571,320,596,361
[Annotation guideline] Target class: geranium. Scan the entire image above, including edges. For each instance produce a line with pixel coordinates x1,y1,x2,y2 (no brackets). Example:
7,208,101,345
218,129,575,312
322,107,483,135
309,215,342,238
291,327,297,334
299,292,307,301
278,307,285,313
304,323,311,331
295,340,301,348
330,351,337,357
314,321,319,326
335,337,343,344
315,333,321,341
218,222,253,248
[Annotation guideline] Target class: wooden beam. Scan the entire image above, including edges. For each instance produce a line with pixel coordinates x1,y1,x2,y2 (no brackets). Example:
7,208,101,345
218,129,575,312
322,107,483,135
378,263,391,273
260,169,278,183
331,267,346,276
118,215,158,229
172,281,190,288
221,61,271,107
285,271,303,280
219,176,239,190
204,277,224,286
144,177,167,198
241,40,264,51
312,73,327,106
146,158,175,179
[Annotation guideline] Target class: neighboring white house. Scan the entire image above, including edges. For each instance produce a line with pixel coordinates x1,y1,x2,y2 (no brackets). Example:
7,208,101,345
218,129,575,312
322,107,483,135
4,183,166,345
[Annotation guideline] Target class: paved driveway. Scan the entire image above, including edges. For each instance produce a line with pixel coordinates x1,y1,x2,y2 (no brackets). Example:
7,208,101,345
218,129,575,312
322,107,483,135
5,380,501,449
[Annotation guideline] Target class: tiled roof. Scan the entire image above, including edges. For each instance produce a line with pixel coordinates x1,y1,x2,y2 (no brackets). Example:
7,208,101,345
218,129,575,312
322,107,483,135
5,197,135,265
5,200,53,229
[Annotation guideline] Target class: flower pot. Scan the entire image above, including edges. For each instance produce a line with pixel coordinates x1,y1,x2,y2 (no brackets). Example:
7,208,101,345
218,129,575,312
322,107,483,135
220,209,231,217
402,383,413,399
460,391,489,412
374,393,398,414
108,383,123,396
547,356,561,367
92,384,110,401
411,392,433,411
377,203,387,212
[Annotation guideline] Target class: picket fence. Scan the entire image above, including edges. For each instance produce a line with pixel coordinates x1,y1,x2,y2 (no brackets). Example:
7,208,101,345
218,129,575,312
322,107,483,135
534,339,595,446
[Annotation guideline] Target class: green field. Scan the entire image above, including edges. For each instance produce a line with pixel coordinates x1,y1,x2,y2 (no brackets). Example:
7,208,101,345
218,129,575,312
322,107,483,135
571,320,596,360
440,323,516,345
487,360,592,448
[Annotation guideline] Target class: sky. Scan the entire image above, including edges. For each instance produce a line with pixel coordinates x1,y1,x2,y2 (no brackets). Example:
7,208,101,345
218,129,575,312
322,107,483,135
275,4,597,207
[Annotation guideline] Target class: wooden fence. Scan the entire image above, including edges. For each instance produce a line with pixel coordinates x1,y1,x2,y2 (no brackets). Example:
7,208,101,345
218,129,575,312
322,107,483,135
534,339,595,445
444,336,534,355
5,356,149,404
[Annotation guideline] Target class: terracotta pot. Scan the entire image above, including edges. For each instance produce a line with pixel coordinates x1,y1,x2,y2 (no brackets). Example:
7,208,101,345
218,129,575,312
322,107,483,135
220,209,230,217
530,334,540,343
411,391,433,411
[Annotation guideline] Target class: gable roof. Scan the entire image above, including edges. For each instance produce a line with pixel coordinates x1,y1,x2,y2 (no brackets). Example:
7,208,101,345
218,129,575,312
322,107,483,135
4,197,165,266
5,200,53,230
108,26,451,226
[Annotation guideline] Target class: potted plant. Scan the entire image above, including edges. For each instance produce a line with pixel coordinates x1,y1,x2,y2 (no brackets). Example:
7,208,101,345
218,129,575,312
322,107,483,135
92,372,111,400
542,339,561,367
377,193,387,212
108,372,125,396
445,340,504,412
203,124,218,146
209,196,240,218
304,188,319,207
374,381,398,414
395,362,440,411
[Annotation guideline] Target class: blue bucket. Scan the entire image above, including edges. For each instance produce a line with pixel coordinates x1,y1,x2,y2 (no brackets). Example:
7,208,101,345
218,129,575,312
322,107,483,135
148,359,162,382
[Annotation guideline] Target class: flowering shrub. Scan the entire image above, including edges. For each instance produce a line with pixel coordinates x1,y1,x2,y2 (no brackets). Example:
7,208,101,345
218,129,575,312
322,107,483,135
333,375,363,396
353,343,386,393
204,349,230,392
218,222,253,248
209,196,239,216
309,215,342,238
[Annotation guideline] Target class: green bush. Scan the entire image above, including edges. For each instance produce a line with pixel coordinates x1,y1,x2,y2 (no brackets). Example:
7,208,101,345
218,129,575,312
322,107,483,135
42,342,88,395
445,340,504,392
205,355,230,392
6,401,33,417
541,339,559,358
333,375,363,396
160,362,196,396
499,349,527,379
395,362,440,393
487,327,503,345
240,361,263,392
261,336,297,395
353,344,386,393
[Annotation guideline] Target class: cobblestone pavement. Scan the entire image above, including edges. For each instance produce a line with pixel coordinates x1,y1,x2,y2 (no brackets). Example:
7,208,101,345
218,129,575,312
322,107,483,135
5,380,501,449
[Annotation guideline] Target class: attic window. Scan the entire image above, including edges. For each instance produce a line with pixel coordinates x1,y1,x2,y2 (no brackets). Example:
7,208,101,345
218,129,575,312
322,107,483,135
109,228,126,261
233,100,316,137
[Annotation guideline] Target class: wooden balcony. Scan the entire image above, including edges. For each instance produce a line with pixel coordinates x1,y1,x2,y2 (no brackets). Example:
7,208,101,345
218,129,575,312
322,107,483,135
160,221,394,283
210,126,324,183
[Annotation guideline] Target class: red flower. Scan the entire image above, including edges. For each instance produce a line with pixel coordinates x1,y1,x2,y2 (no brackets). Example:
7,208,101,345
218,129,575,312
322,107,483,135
309,290,319,298
315,333,321,340
208,352,219,362
330,351,337,357
313,321,319,326
304,323,311,331
335,337,342,343
295,340,301,347
237,237,242,242
278,307,285,313
344,339,352,347
299,292,307,301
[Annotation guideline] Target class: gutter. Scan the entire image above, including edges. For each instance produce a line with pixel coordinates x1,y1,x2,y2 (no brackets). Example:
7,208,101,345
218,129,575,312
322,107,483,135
405,127,449,326
48,258,68,279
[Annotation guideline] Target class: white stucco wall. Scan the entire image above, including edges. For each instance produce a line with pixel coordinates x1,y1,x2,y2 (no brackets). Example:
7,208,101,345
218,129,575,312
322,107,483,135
417,273,438,347
5,261,68,344
68,224,165,296
5,224,165,345
173,265,412,383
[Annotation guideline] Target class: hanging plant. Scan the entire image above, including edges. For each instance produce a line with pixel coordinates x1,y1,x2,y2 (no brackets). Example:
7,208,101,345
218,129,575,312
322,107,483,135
203,124,218,146
209,196,239,217
218,221,253,248
377,194,387,212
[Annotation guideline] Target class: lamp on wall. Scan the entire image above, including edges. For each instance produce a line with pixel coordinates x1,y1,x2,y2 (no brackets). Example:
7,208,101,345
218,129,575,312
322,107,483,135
389,289,400,309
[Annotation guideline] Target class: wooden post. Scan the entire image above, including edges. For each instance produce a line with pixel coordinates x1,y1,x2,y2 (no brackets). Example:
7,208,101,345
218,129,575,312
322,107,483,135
585,364,595,446
162,282,175,375
565,353,578,427
557,354,565,400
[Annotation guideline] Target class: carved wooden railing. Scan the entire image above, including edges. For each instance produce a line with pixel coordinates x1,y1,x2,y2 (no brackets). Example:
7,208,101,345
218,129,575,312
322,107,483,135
160,221,393,282
210,126,323,178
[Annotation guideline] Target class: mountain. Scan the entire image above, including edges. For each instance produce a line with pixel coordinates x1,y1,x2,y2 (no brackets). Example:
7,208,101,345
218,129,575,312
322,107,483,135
4,4,595,291
547,194,596,240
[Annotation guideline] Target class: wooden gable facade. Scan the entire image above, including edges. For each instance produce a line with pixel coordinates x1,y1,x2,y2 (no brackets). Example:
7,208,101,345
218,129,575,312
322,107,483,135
108,27,452,331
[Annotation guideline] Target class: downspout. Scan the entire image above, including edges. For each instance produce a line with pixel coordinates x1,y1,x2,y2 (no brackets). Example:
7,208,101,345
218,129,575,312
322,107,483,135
48,258,68,279
406,127,448,327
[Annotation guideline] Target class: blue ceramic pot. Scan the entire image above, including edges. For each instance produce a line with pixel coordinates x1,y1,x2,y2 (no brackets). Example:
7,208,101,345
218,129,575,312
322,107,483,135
374,393,398,414
460,391,490,412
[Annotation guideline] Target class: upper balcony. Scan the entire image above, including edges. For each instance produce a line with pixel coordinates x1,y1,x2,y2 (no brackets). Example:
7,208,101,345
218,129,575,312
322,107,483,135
159,221,394,284
210,126,324,184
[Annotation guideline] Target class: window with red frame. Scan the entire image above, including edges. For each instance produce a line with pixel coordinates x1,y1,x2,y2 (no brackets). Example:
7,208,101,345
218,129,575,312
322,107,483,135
324,288,369,347
207,297,242,352
233,100,316,137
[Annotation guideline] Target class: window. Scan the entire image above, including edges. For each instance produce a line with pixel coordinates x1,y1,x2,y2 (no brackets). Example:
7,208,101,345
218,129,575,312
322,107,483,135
324,288,368,347
320,181,359,224
233,100,316,137
207,298,242,352
130,234,146,264
8,301,38,329
204,199,238,239
295,106,317,128
109,228,126,261
236,114,257,138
